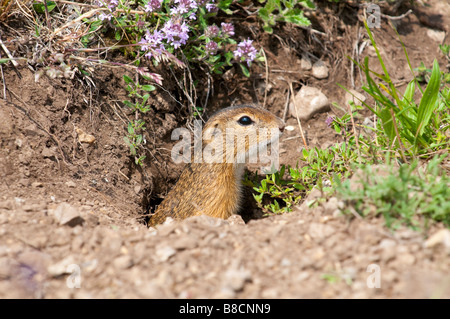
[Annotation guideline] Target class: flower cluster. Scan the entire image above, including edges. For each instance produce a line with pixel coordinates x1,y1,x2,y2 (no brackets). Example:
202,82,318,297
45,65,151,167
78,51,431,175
171,0,198,15
139,30,166,60
205,41,218,55
97,0,119,21
145,0,163,12
233,39,257,66
96,0,118,10
205,24,220,38
93,0,259,74
162,18,190,49
205,2,218,12
221,23,234,37
325,116,335,128
139,16,192,56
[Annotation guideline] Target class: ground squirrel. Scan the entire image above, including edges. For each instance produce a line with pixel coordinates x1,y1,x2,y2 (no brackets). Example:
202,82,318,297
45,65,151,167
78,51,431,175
149,105,285,226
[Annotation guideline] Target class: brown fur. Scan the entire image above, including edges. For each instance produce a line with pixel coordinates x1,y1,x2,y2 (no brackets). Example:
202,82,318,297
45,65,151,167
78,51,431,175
149,105,284,226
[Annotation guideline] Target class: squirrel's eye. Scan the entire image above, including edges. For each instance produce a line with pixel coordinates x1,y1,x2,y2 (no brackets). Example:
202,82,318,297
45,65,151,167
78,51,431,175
238,116,253,126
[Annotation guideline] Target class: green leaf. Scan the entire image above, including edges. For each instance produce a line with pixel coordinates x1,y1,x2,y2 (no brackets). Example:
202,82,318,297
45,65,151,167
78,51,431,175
289,167,299,179
416,59,441,137
299,0,316,9
115,30,122,41
402,80,415,105
224,51,234,65
209,54,221,63
127,123,134,135
123,100,135,109
279,164,285,178
253,193,263,203
284,13,311,27
129,144,136,155
293,183,305,191
239,63,250,77
0,58,13,64
379,107,398,142
261,179,267,191
218,0,233,10
141,84,156,92
198,13,207,29
263,25,273,34
259,8,270,20
33,1,56,14
142,93,150,105
123,75,133,84
136,155,146,166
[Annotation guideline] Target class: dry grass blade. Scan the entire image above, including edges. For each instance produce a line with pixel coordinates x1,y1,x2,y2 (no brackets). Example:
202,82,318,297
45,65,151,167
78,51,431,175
0,36,19,68
289,82,308,150
261,48,268,109
52,8,102,36
0,0,13,21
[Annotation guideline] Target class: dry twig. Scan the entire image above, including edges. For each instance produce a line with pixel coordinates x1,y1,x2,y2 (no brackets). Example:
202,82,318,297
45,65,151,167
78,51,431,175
289,82,308,150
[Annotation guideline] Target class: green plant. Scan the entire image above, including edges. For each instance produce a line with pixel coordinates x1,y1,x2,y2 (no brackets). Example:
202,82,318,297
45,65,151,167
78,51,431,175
439,44,450,57
123,74,155,113
251,19,449,226
124,119,147,166
414,60,450,84
247,144,360,215
345,22,450,160
257,0,315,33
82,0,260,77
321,271,353,285
414,61,433,83
122,74,156,166
248,165,303,215
32,0,56,14
321,273,340,284
335,154,450,229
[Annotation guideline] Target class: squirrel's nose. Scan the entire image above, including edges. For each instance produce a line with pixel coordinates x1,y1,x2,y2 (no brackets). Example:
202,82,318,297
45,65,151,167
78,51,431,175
279,123,285,133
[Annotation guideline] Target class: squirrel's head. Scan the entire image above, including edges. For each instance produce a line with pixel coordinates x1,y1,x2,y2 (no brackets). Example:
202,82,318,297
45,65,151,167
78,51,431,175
201,105,285,164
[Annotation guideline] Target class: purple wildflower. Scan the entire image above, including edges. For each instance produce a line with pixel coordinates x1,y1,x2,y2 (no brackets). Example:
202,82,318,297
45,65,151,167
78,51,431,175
233,39,258,66
221,22,234,37
205,41,218,55
136,20,146,30
188,12,197,20
96,0,118,20
145,0,163,12
162,18,190,49
108,0,118,10
171,0,197,14
325,116,335,128
99,12,113,21
96,0,118,11
205,2,218,12
139,30,166,59
205,25,219,38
